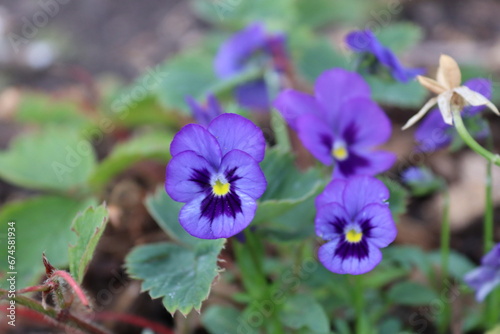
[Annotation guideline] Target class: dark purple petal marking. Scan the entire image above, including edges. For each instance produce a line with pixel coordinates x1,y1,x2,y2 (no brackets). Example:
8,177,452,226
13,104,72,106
200,191,243,222
188,168,211,191
337,151,370,177
342,123,359,145
332,218,373,261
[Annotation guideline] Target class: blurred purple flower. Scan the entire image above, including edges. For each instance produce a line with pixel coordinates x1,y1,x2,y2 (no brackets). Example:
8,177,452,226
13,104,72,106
464,243,500,302
186,95,223,127
315,176,397,275
214,23,287,110
415,78,492,152
345,30,425,83
273,68,396,179
166,113,267,239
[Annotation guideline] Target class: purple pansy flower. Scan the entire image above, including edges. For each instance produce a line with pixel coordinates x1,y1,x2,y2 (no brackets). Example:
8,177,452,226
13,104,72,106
166,113,267,239
186,95,223,126
345,30,425,83
273,68,396,178
415,78,492,152
214,23,287,110
464,243,500,302
315,176,397,275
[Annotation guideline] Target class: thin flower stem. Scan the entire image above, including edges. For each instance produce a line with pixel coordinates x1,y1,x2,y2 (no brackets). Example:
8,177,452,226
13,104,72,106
452,110,500,166
439,189,451,334
353,275,365,334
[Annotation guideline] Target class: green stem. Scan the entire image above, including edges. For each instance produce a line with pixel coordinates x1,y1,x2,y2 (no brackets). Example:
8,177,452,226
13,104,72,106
353,275,365,334
452,110,500,166
439,189,451,334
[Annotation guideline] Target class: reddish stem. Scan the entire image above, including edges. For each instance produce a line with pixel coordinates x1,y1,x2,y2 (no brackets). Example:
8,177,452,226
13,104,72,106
94,312,174,334
17,284,50,294
50,270,89,307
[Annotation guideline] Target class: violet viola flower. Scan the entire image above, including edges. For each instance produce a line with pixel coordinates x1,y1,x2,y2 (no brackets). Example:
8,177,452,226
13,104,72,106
186,95,223,127
464,243,500,302
273,68,396,179
214,23,286,110
345,30,425,83
415,78,492,152
165,113,267,239
315,176,397,275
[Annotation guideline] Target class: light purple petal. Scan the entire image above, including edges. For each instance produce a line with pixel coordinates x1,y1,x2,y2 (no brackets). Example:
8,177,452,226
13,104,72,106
214,23,267,77
464,267,500,302
342,176,390,219
179,191,257,239
165,151,214,203
170,124,222,167
235,79,270,110
345,30,374,52
315,202,349,241
273,89,325,130
333,150,396,179
415,108,453,152
315,179,347,210
336,97,392,149
318,239,383,275
355,203,396,248
482,243,500,267
208,113,266,162
219,149,267,199
296,114,335,165
314,69,371,126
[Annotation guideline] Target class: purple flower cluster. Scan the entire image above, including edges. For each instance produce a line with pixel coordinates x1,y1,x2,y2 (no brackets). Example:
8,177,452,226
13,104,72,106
214,23,287,110
274,68,396,179
415,78,492,152
315,176,397,274
165,114,267,239
345,30,424,83
465,243,500,302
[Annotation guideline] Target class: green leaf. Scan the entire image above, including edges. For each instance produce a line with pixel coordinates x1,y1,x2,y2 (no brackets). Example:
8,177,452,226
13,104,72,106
377,22,423,54
383,245,433,280
0,127,97,193
15,93,93,130
363,266,409,289
202,305,245,334
156,51,216,113
0,196,96,288
366,75,428,108
254,148,325,227
387,281,439,306
68,204,109,284
378,177,409,220
89,132,172,188
428,250,476,282
125,238,225,315
279,294,330,333
378,317,403,334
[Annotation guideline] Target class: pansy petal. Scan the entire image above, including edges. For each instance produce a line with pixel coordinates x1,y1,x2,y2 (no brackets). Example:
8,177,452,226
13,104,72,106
415,108,453,152
315,179,347,210
337,97,392,149
454,86,500,115
235,79,270,110
179,191,257,239
219,149,267,199
296,114,335,165
170,124,222,167
482,243,500,267
315,202,349,241
341,176,390,219
345,30,374,52
402,96,438,130
437,54,461,89
437,90,454,125
334,150,396,179
314,69,371,125
356,203,396,248
273,89,324,130
318,239,382,275
464,267,500,302
417,76,447,95
165,151,214,203
208,113,266,162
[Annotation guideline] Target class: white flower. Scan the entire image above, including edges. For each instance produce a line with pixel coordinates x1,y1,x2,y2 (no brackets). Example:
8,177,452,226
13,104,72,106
402,54,499,130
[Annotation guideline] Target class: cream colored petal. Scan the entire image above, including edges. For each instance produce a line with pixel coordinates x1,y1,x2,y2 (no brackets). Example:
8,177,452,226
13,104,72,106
417,75,447,95
402,97,438,130
454,86,500,115
437,90,454,125
437,54,461,89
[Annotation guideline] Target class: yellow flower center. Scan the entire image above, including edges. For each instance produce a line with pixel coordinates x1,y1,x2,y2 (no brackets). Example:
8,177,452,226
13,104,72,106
345,229,363,243
212,179,230,196
332,144,349,161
